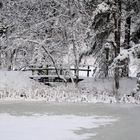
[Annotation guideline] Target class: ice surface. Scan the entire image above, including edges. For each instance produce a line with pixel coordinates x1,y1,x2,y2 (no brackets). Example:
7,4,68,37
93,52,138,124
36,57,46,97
0,114,116,140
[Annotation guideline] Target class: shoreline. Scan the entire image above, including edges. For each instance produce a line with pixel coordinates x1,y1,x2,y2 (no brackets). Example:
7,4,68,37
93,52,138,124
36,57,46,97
0,98,139,106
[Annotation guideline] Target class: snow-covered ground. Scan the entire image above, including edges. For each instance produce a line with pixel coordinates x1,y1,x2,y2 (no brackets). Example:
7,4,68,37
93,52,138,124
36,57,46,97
0,70,139,103
79,77,137,96
0,71,34,91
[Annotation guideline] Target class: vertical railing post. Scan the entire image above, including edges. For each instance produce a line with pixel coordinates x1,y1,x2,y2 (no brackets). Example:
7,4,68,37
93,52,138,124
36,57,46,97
74,65,76,76
46,65,48,75
87,66,90,77
32,70,35,75
60,64,63,75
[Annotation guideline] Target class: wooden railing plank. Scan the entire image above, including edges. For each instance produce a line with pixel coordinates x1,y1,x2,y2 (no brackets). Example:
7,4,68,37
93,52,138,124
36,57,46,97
28,68,91,72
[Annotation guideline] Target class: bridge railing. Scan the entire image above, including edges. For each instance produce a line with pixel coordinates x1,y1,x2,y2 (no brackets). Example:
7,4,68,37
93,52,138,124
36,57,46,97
27,65,92,77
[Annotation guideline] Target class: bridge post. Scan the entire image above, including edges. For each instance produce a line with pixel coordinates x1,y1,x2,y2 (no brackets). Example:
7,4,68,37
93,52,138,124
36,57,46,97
46,65,48,75
87,66,90,77
60,64,63,75
32,70,35,75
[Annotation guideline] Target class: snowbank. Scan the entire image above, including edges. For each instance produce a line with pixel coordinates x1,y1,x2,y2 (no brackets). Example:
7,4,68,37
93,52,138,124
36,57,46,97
0,71,35,90
79,77,137,96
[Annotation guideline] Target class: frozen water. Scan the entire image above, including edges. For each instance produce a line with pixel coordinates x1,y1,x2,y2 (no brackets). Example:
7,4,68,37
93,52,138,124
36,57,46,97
0,114,116,140
0,102,139,140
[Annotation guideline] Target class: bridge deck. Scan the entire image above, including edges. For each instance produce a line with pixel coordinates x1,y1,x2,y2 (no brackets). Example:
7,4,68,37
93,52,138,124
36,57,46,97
30,75,84,83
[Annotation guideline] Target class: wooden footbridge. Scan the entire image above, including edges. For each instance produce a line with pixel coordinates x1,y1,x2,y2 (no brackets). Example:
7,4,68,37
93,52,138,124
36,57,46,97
27,65,92,85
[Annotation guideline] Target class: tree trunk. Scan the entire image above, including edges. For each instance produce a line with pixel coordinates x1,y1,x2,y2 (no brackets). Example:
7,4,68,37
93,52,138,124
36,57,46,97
72,39,79,86
120,1,131,77
105,48,109,77
123,1,131,49
124,16,131,49
114,0,122,93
